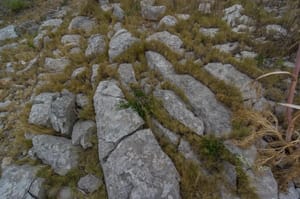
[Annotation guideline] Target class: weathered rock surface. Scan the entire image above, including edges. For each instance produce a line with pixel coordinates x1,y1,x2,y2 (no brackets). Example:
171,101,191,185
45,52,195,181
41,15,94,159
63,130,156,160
108,29,139,61
266,24,288,39
146,51,232,135
0,165,40,199
93,80,144,160
40,19,63,31
28,92,59,127
103,129,181,199
199,28,219,37
152,119,179,145
77,174,102,194
112,4,125,21
154,89,204,135
146,31,183,54
0,25,18,41
68,16,97,34
94,80,181,198
118,63,137,86
32,135,79,175
57,187,73,199
279,182,299,199
213,42,239,54
50,90,77,135
204,63,268,109
85,34,106,57
44,57,70,72
72,120,96,149
141,1,166,21
61,34,81,47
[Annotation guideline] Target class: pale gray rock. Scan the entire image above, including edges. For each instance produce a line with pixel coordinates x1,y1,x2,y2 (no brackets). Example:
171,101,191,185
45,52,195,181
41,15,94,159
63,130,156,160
28,178,46,199
61,34,81,47
213,42,239,54
17,56,39,75
146,31,183,54
0,25,18,41
76,93,89,108
247,167,278,199
68,16,97,34
141,1,166,21
145,51,175,76
223,4,253,27
283,61,295,68
71,67,87,79
72,120,96,149
178,139,199,163
118,63,137,86
99,0,109,6
266,24,288,39
145,52,231,135
40,19,63,31
103,129,181,199
91,64,100,89
223,162,237,188
279,182,299,199
158,15,178,27
108,29,139,61
113,4,125,21
32,135,79,175
175,14,190,20
50,90,77,135
85,34,106,57
28,93,59,127
93,80,144,160
69,47,81,54
15,20,39,36
77,174,102,194
152,119,179,145
204,63,268,109
33,32,45,48
0,42,18,53
199,2,213,14
57,187,73,199
199,28,219,37
44,57,70,72
240,51,258,59
0,165,38,199
154,89,204,135
0,100,11,110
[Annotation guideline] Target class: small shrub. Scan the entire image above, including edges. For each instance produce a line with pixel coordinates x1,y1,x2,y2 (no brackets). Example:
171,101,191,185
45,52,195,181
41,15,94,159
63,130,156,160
3,0,29,12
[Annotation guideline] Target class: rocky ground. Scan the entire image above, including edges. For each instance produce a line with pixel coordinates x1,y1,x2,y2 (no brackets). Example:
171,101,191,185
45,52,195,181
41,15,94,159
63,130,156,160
0,0,299,198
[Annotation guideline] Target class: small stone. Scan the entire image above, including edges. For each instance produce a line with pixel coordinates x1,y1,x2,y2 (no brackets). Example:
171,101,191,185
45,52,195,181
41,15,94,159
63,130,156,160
85,34,106,58
118,63,137,86
175,14,190,20
199,2,213,14
44,57,70,72
76,93,89,108
113,4,125,21
68,16,97,34
57,187,73,199
61,34,81,47
40,19,63,31
158,15,178,27
77,174,102,194
199,28,219,37
72,120,96,149
0,25,18,41
71,67,87,79
141,1,166,21
266,24,288,39
91,64,100,89
213,42,239,54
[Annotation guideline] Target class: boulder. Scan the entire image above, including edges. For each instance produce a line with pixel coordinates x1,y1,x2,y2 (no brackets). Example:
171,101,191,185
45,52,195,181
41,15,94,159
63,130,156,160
146,31,183,54
44,57,70,72
0,25,18,41
40,19,63,31
145,51,175,76
158,15,178,27
32,135,79,175
28,92,59,127
77,174,102,194
0,165,40,199
108,29,139,61
118,63,137,86
112,4,125,21
68,16,97,34
93,80,144,160
72,120,96,149
85,34,106,58
140,1,166,21
154,89,204,135
102,129,181,199
50,90,77,135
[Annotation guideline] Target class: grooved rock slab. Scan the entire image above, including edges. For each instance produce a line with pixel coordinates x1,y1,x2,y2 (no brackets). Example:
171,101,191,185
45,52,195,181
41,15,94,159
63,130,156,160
32,135,79,175
0,165,38,199
204,63,268,109
85,34,106,57
146,31,183,54
103,129,181,199
0,25,18,41
50,91,77,135
93,80,144,160
154,89,204,135
108,29,139,61
145,51,231,135
68,16,97,34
